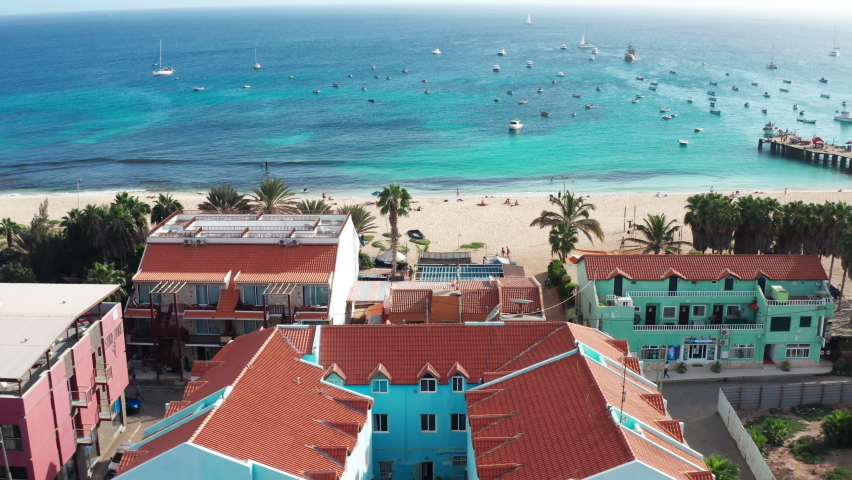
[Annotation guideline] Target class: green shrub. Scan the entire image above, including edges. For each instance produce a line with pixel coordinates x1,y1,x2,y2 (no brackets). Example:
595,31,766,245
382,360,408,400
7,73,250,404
789,436,830,464
363,235,375,242
750,431,767,456
371,241,384,249
823,410,852,446
677,362,687,374
826,466,852,480
711,361,721,373
745,416,806,445
411,239,431,246
460,242,485,250
703,455,739,480
358,252,375,270
781,360,791,371
764,419,791,446
791,403,833,421
833,358,852,377
382,232,392,238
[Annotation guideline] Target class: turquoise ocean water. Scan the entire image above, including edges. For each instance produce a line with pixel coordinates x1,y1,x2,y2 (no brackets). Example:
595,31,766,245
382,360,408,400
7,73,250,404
1,6,851,196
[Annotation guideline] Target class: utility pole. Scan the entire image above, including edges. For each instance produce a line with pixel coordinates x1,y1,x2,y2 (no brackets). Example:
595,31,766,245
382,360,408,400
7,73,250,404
75,178,82,208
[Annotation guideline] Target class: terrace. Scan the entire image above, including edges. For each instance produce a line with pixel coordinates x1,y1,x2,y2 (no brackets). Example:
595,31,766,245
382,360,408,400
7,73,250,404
149,212,349,243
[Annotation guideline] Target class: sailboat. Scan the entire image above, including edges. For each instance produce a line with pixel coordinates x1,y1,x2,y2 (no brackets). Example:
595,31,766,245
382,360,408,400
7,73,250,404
253,48,261,70
579,27,594,49
524,14,532,25
766,45,778,69
830,26,841,57
153,40,174,76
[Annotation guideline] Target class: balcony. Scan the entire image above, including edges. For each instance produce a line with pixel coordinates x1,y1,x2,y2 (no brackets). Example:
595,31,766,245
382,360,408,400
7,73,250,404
634,323,764,331
95,364,113,384
765,298,831,306
626,291,758,298
98,397,114,420
75,424,96,444
70,387,93,407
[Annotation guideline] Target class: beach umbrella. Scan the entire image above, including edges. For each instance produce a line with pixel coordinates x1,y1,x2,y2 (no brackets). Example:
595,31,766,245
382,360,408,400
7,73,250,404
376,250,406,263
371,191,381,196
813,137,825,143
846,141,852,145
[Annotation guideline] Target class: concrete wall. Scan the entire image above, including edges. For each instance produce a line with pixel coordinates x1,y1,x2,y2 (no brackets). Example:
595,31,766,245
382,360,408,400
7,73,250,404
717,389,775,480
329,218,359,325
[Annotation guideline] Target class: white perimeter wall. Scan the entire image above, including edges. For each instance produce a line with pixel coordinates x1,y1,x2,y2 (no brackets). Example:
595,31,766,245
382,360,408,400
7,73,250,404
330,218,359,325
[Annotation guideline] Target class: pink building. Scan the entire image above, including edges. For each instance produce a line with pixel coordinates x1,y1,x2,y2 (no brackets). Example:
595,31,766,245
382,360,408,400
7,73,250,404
0,284,129,480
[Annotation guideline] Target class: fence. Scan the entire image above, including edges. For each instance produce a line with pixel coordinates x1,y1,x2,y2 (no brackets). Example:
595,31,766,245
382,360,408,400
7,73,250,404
717,390,775,480
721,381,852,409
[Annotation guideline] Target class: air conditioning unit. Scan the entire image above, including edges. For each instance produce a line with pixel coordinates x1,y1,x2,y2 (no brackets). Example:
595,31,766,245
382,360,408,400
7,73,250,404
720,329,731,336
720,338,730,346
290,239,301,246
195,239,205,245
615,297,633,307
279,239,288,246
183,239,192,245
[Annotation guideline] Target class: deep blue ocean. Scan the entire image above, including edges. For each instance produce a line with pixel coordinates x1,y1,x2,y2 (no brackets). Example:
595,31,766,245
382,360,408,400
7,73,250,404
1,6,851,196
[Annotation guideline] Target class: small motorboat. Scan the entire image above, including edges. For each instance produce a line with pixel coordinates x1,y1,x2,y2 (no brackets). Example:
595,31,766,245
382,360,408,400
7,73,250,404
662,115,672,120
793,104,798,109
744,102,750,107
421,79,427,83
596,86,602,91
552,80,557,84
762,109,768,113
843,101,848,106
780,88,789,92
671,114,678,118
288,75,294,79
650,82,658,86
687,97,694,103
820,77,828,83
386,76,391,80
332,83,340,88
526,60,533,67
371,65,377,70
518,99,528,104
493,65,500,72
632,98,640,103
589,55,595,61
540,111,549,117
361,87,367,91
679,139,688,145
401,68,408,73
560,44,568,50
537,88,544,93
242,85,251,89
660,108,670,112
732,86,739,91
710,110,721,114
368,98,375,103
821,94,831,98
507,90,514,95
763,122,776,132
799,110,805,115
424,90,431,94
702,61,708,65
783,79,792,83
374,75,379,79
585,104,595,109
708,97,717,101
636,94,646,98
508,119,523,130
669,70,677,74
725,73,730,76
572,112,577,116
432,49,442,54
313,89,320,93
407,230,425,240
694,127,703,132
751,82,758,86
494,98,500,102
636,76,644,81
498,48,506,56
572,94,581,98
710,82,718,86
349,74,354,77
193,87,204,91
796,117,804,122
802,119,817,123
710,102,716,107
556,72,565,77
708,90,716,95
763,92,771,98
649,85,657,91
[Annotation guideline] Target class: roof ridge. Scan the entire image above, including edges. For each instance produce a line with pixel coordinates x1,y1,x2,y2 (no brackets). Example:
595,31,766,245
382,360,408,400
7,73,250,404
310,445,350,467
495,323,567,371
446,362,470,380
367,363,393,382
324,363,347,381
416,362,441,381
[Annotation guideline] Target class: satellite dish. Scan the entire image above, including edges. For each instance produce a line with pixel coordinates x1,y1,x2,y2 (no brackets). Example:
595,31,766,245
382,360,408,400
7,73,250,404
485,303,502,322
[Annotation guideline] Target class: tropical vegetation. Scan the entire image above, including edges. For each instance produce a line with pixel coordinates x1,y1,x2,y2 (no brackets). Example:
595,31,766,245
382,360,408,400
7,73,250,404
249,178,296,212
198,184,250,211
702,455,739,480
376,184,412,277
627,214,691,254
151,193,183,224
531,191,604,243
548,223,578,262
337,204,378,235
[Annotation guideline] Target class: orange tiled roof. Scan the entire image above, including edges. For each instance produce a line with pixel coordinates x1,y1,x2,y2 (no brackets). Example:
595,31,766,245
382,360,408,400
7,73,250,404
164,401,192,418
581,254,828,281
279,327,316,355
132,272,229,283
234,272,331,284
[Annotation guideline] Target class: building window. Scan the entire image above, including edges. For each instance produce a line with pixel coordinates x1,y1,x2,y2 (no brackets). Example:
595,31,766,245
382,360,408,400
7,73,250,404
325,375,343,387
800,316,812,328
770,317,792,332
786,344,811,358
303,286,329,307
379,461,393,480
374,414,388,432
372,379,389,393
242,285,265,306
243,320,264,334
640,345,665,360
724,278,734,291
0,466,28,479
691,305,707,318
451,376,464,393
0,425,23,451
420,414,436,432
195,319,221,335
451,414,467,432
195,284,220,306
137,284,161,305
452,456,467,467
419,375,437,393
662,306,677,319
730,344,755,359
725,305,741,318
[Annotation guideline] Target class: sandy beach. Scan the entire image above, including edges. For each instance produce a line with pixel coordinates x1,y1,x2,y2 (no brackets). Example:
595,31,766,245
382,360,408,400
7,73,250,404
3,189,852,289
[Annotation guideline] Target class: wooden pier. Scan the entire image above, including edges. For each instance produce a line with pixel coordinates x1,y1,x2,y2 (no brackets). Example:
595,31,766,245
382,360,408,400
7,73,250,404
758,137,852,173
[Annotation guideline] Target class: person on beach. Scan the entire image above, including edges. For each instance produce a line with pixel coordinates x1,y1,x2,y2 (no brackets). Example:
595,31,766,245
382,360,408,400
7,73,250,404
514,200,519,206
506,246,511,258
456,189,459,197
663,361,671,379
620,237,626,249
501,247,505,256
710,186,714,193
784,188,787,196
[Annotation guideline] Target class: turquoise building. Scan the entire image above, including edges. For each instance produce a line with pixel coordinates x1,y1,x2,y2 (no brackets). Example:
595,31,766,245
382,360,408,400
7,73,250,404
575,255,834,369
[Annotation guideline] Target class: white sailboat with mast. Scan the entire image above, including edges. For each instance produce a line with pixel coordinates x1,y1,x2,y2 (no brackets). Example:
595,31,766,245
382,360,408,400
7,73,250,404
579,27,594,48
524,14,532,25
153,40,174,76
766,45,778,69
830,26,840,57
254,48,262,69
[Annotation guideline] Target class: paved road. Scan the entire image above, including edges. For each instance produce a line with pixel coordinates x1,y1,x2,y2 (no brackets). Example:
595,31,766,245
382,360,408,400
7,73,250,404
662,374,833,480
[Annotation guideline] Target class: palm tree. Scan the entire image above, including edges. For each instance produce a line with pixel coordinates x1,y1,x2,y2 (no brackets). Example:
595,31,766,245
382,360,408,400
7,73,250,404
376,184,412,277
151,193,183,224
249,178,295,212
104,204,145,267
733,196,780,254
548,224,578,262
530,191,604,244
628,214,691,254
703,455,739,480
85,262,127,301
113,192,151,233
0,217,22,246
337,204,378,235
684,193,739,253
775,201,808,254
294,199,332,214
198,185,251,211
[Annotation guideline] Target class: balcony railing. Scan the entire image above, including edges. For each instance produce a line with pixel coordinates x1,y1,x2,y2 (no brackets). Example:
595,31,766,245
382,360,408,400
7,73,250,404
765,299,831,306
95,364,113,384
634,323,764,331
70,387,93,407
75,424,97,444
627,291,757,298
186,335,230,346
98,397,114,420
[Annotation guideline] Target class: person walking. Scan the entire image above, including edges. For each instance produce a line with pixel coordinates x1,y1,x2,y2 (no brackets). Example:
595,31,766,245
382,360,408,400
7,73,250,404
135,383,145,400
663,361,671,379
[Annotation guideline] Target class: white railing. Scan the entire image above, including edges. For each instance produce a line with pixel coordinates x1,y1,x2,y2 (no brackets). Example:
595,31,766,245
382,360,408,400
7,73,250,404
634,323,764,331
765,299,830,306
627,291,757,298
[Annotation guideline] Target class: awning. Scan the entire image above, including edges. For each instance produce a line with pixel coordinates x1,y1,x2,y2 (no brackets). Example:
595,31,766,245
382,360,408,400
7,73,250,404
151,281,187,295
264,283,298,295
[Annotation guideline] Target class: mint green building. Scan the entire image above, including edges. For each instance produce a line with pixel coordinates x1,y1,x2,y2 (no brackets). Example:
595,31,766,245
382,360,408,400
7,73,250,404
575,255,833,369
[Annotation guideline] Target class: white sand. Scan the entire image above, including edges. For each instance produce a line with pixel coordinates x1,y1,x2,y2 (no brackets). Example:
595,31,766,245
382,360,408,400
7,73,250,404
3,190,852,289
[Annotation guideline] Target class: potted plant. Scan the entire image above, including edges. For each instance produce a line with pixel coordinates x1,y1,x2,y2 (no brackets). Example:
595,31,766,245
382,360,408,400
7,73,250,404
781,361,791,372
711,361,721,373
677,362,687,374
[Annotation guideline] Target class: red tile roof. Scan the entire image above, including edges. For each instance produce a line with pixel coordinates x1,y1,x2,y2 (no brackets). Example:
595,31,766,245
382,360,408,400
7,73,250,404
164,401,192,418
390,290,430,313
190,361,222,378
279,327,316,355
498,277,542,314
118,413,212,473
235,272,331,284
132,272,229,282
135,243,338,283
581,254,828,281
319,323,576,385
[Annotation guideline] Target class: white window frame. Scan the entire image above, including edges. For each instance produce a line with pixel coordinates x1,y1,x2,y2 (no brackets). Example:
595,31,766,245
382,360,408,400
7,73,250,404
451,376,464,393
374,414,389,433
725,305,741,318
452,456,466,467
303,286,329,307
451,413,467,432
243,285,265,306
420,414,437,432
786,344,811,358
661,306,677,319
730,344,755,359
195,319,221,335
640,345,665,360
137,284,162,305
325,375,344,387
372,379,389,394
419,376,437,393
195,284,220,306
691,305,707,318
